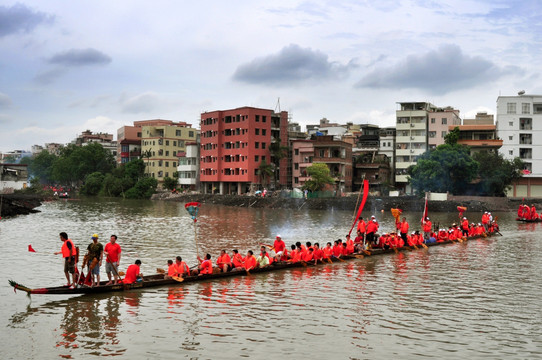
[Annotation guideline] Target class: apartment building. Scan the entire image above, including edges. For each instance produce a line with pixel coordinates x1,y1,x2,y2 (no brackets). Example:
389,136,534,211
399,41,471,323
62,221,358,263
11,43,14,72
428,107,461,149
496,93,542,197
199,107,288,195
177,142,199,191
395,102,437,193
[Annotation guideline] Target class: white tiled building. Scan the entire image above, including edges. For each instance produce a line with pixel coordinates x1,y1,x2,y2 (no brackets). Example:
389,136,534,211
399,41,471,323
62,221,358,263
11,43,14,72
496,93,542,197
177,142,199,191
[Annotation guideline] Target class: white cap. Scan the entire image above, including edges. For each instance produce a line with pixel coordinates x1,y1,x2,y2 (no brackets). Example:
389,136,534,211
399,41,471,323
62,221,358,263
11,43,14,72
371,215,375,218
276,234,281,238
463,217,466,219
426,217,429,220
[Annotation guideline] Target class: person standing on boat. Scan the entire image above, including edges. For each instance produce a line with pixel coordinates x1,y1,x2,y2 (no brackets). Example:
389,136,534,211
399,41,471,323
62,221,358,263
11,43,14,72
124,259,142,284
399,217,409,245
87,234,104,287
104,234,121,285
422,217,432,240
273,235,286,262
461,217,469,238
55,232,77,287
356,217,366,244
366,216,378,248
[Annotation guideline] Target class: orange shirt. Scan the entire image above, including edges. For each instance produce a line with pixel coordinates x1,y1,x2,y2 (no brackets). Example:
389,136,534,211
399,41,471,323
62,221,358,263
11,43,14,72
313,248,323,260
175,261,189,275
423,221,432,233
124,264,140,284
302,251,314,262
323,247,332,259
61,239,76,258
357,219,366,233
200,259,213,274
217,253,231,267
232,253,244,267
274,240,286,253
244,255,256,270
346,239,354,254
167,264,176,276
400,222,409,234
333,245,342,257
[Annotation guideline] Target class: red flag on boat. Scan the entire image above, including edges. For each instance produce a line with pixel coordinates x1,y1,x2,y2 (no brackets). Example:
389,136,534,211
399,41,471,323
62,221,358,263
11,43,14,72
28,245,36,252
421,193,428,224
349,180,369,237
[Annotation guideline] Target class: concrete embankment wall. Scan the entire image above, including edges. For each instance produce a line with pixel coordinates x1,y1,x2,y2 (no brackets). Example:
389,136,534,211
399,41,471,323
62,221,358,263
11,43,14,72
153,192,530,212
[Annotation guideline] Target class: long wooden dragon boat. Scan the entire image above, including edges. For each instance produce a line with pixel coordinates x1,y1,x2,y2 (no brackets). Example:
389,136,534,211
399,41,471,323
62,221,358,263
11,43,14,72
8,232,496,296
516,217,542,223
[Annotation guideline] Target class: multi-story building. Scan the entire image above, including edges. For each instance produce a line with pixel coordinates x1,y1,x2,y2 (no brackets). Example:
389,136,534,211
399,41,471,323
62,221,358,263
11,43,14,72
138,120,198,185
199,107,288,195
453,112,502,155
395,102,438,193
177,142,199,191
379,126,396,185
117,125,142,164
496,93,542,197
73,130,117,157
291,135,352,193
428,107,461,149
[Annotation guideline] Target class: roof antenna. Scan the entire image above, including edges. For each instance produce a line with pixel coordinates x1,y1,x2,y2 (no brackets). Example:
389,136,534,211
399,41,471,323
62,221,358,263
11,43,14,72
274,97,281,113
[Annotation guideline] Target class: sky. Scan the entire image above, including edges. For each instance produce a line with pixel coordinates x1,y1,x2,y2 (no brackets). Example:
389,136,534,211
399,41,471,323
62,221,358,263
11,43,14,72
0,0,540,152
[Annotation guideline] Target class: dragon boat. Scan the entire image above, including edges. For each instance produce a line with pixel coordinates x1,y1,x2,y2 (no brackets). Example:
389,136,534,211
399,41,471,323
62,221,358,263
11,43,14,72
9,232,496,296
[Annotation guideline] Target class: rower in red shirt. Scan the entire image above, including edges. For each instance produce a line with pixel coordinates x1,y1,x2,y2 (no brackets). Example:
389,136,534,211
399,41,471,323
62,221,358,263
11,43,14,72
322,242,333,259
124,260,142,284
243,250,257,270
345,235,355,254
231,249,244,269
357,217,366,242
332,240,342,257
302,248,314,262
174,256,190,276
197,254,213,275
216,250,232,272
313,243,323,262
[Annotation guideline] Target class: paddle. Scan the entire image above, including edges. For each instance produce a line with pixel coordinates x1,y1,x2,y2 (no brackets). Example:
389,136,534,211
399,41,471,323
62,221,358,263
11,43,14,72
354,254,364,259
362,250,372,256
171,276,184,283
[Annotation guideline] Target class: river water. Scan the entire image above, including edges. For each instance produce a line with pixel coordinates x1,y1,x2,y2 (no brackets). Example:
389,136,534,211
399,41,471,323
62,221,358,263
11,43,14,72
1,198,541,359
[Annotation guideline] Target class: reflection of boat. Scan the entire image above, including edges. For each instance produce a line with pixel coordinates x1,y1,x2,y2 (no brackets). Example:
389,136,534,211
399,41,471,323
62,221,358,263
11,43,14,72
9,232,496,296
516,217,541,223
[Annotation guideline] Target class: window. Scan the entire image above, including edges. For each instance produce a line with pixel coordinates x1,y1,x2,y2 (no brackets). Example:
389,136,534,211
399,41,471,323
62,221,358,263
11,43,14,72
165,151,169,156
262,116,266,122
507,102,516,114
166,162,169,167
294,163,299,170
176,130,181,136
509,150,513,155
262,143,266,149
173,141,177,146
319,149,325,157
441,118,447,125
520,148,532,159
520,118,532,130
189,131,194,137
294,177,299,184
429,131,436,138
262,156,266,162
255,155,259,162
255,142,259,149
255,115,260,122
295,149,299,155
520,134,532,144
441,131,447,138
166,140,170,146
509,121,514,127
431,118,435,124
255,128,260,135
509,136,513,140
137,132,142,138
173,162,176,167
262,129,267,136
522,103,530,114
534,103,542,114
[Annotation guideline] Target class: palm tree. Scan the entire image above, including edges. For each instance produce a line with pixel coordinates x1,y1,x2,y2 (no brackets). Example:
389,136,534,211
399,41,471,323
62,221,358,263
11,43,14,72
269,137,289,189
258,160,273,188
140,149,152,176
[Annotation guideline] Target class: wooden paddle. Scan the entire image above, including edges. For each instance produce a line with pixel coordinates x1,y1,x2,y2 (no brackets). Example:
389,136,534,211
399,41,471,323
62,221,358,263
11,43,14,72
354,255,364,259
171,276,184,283
421,243,428,249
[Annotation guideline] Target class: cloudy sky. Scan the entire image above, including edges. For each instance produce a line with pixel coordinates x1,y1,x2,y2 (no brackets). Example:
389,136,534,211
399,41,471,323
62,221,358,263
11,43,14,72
0,0,539,152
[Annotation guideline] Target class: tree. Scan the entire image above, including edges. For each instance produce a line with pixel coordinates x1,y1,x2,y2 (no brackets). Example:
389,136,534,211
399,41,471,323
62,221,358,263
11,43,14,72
269,138,288,189
80,172,105,196
303,163,335,192
472,152,524,196
408,143,479,195
444,126,460,145
124,177,158,199
27,151,57,184
257,160,273,187
52,143,115,185
163,177,177,191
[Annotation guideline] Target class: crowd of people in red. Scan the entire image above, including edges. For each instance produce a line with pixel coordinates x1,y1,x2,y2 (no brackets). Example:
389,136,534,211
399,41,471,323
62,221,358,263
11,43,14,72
517,204,540,220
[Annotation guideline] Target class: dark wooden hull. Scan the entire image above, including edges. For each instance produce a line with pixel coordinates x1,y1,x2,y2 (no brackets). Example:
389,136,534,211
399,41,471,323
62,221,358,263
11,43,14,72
516,217,541,223
9,232,496,295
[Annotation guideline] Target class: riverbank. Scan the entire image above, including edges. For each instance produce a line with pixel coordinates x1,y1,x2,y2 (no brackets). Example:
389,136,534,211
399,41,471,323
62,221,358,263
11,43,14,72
152,191,529,212
0,194,43,218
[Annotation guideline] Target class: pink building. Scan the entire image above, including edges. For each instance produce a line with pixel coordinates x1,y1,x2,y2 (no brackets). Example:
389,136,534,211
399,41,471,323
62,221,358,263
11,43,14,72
428,107,461,149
